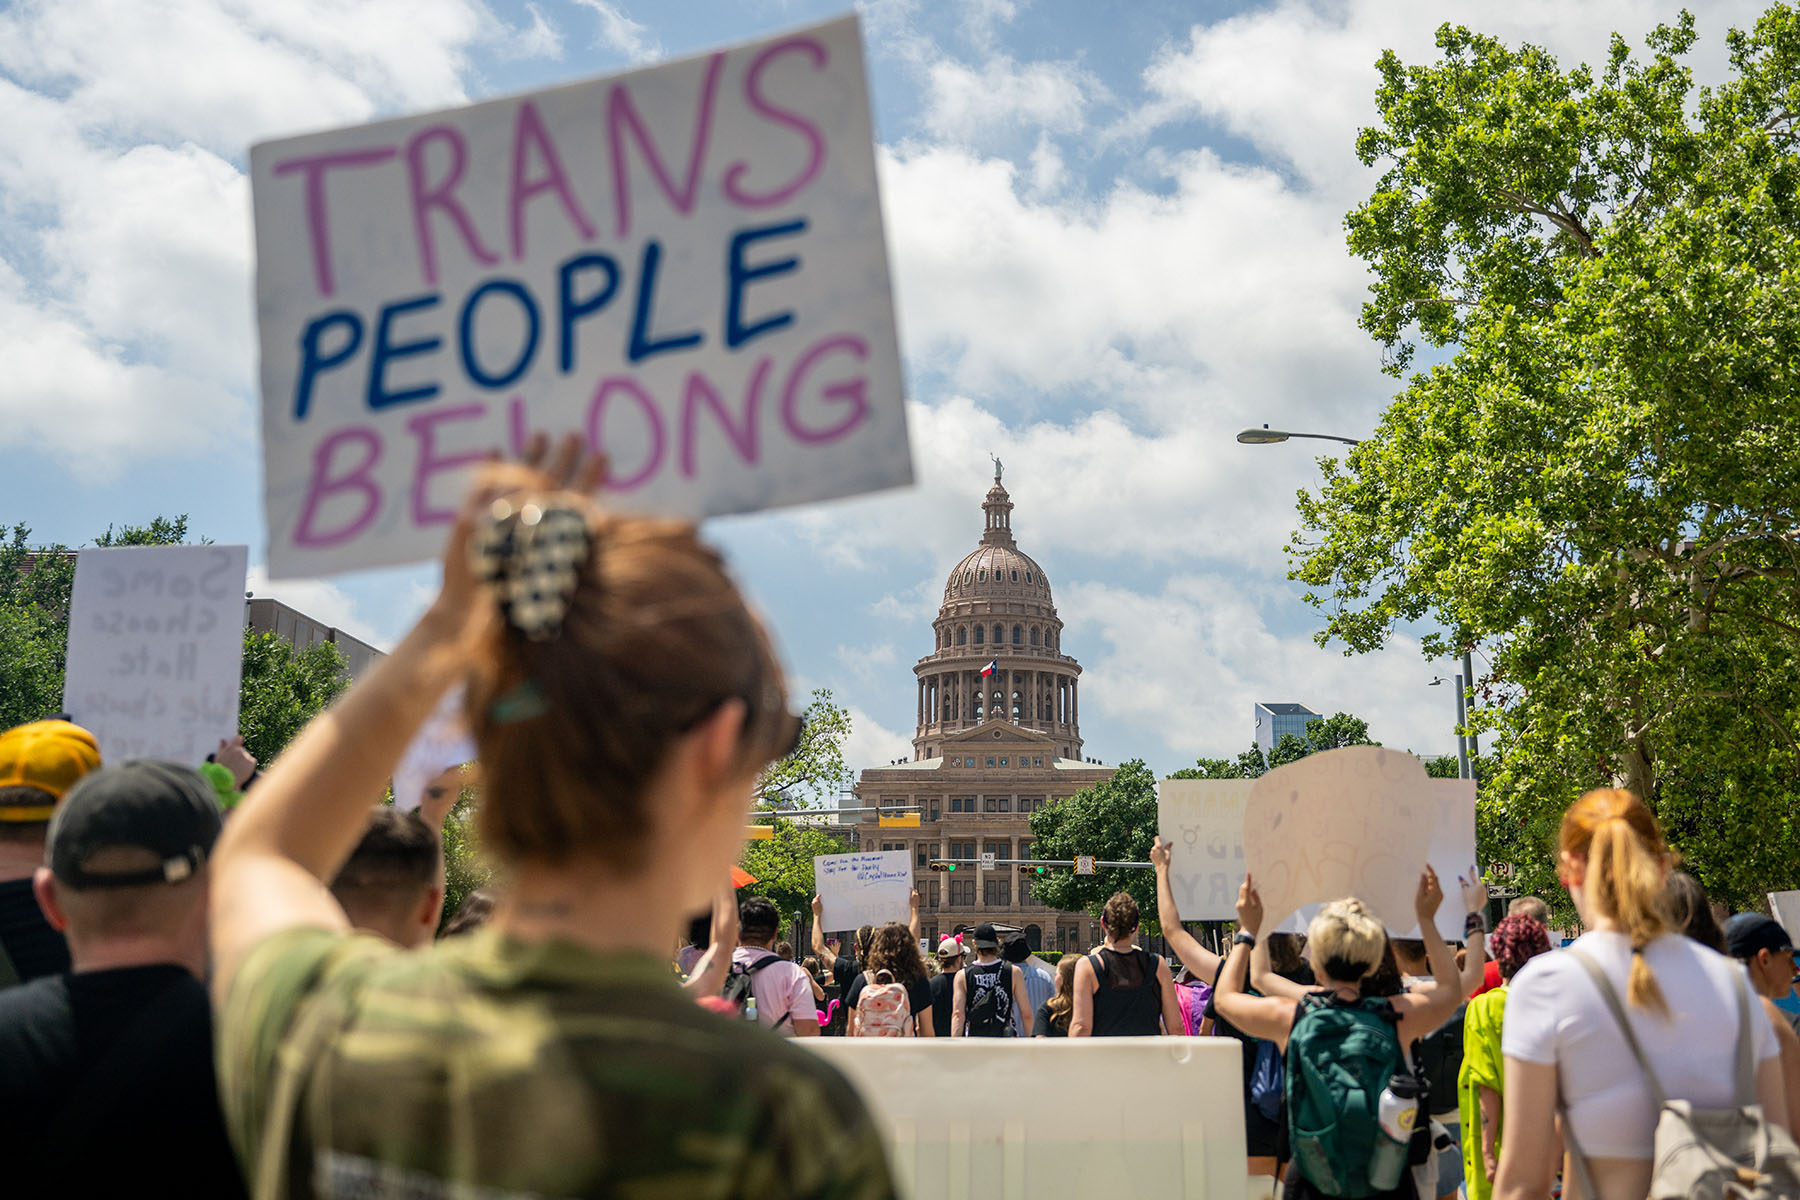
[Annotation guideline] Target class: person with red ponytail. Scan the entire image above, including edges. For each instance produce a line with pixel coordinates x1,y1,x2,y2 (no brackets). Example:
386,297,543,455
1493,789,1784,1200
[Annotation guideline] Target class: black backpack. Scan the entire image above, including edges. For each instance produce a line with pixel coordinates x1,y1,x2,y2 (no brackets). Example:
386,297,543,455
964,960,1013,1037
721,955,791,1029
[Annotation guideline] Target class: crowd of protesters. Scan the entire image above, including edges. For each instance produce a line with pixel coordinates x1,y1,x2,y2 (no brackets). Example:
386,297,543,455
3,441,1799,1199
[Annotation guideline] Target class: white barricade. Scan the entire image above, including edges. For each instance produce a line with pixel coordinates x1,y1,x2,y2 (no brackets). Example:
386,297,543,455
800,1038,1246,1200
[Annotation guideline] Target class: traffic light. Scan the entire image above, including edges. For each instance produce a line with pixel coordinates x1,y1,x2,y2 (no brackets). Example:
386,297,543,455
1018,863,1049,876
928,860,958,872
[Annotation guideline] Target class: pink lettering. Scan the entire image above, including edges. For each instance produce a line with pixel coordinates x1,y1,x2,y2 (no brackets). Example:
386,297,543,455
607,52,726,238
407,126,500,286
293,428,384,548
585,377,666,491
725,39,829,208
680,359,770,477
273,147,399,297
509,100,597,261
406,404,491,527
781,334,869,445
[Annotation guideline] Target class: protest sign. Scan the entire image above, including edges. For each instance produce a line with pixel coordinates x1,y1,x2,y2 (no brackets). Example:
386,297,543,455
1157,778,1255,921
392,686,477,812
815,850,911,932
62,545,250,763
1771,891,1800,939
1240,747,1477,934
251,14,910,579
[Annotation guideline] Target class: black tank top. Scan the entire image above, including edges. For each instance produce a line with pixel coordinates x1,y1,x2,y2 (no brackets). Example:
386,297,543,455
1089,947,1163,1036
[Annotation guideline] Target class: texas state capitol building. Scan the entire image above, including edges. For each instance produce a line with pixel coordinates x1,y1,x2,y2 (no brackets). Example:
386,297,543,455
851,468,1115,952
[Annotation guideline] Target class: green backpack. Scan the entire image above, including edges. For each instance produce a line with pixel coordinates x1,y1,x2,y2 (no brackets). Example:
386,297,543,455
1284,992,1406,1198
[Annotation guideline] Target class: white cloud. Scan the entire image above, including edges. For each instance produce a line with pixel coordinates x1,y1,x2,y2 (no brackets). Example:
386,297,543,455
1064,575,1456,762
921,56,1097,143
494,2,565,62
571,0,660,63
843,703,915,772
834,640,899,688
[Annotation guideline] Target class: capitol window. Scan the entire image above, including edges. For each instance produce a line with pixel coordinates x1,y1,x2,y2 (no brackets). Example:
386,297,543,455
1025,571,1032,582
1030,627,1039,646
999,757,1007,766
964,570,972,583
1012,625,1021,644
1011,570,1018,581
978,569,986,581
992,624,1003,642
957,626,966,645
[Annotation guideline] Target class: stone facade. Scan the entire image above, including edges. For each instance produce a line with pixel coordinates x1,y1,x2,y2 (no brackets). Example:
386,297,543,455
852,469,1115,951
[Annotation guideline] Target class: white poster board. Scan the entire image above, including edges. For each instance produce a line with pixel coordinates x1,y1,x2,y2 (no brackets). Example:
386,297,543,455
62,545,250,763
251,14,910,579
391,685,477,812
1771,891,1800,939
815,850,911,932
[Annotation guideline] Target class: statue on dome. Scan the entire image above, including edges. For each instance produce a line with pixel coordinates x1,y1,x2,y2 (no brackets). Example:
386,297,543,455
990,453,1003,483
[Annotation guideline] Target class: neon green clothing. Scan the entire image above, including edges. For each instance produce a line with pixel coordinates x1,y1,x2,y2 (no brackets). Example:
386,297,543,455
217,926,896,1200
1458,985,1509,1200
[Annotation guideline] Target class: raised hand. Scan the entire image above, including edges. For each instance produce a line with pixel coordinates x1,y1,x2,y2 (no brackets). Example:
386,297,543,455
1236,874,1264,937
1459,865,1488,921
1415,864,1444,921
1150,835,1172,872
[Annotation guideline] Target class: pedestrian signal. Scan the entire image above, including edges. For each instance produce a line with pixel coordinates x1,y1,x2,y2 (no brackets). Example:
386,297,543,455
928,860,958,872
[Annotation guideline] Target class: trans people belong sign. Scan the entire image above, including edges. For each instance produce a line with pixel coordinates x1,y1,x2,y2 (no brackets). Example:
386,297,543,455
251,15,910,578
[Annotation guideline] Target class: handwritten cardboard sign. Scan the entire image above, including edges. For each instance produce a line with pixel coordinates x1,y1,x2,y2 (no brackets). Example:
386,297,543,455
1243,746,1477,935
391,685,477,812
1157,778,1255,921
251,14,910,579
62,545,250,763
814,850,911,932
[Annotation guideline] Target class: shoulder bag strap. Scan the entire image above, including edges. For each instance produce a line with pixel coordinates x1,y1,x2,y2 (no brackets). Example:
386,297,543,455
1732,969,1757,1108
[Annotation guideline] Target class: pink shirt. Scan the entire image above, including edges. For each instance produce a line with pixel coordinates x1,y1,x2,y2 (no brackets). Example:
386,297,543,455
730,947,816,1035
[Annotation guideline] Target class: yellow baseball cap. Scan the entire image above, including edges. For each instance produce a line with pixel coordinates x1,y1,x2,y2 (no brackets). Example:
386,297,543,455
0,720,102,821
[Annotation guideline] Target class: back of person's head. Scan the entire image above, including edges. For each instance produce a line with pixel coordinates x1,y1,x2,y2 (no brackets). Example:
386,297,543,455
867,921,924,984
1391,938,1428,971
855,924,876,964
36,761,219,970
1489,915,1553,980
774,940,793,961
686,913,711,949
1561,787,1673,1013
1045,954,1080,1031
0,719,102,849
1002,933,1030,964
1507,894,1551,926
1308,897,1387,985
1267,932,1307,976
739,895,780,945
1663,871,1724,952
329,807,441,949
441,888,495,938
1101,891,1139,941
801,954,822,979
463,499,795,872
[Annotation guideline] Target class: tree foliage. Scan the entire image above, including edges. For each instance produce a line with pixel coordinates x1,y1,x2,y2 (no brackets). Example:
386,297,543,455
740,821,856,931
238,633,351,764
758,688,854,806
1296,8,1800,908
1190,712,1379,778
1028,760,1164,924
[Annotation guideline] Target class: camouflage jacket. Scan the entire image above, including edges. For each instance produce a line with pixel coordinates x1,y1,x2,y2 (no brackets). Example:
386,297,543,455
217,928,897,1200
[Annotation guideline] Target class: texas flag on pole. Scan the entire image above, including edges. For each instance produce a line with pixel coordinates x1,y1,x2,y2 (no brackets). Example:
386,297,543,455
981,659,998,677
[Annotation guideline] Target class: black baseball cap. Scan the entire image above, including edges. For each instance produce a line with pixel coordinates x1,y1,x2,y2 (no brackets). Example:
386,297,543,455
970,922,999,950
47,761,223,890
1726,913,1796,960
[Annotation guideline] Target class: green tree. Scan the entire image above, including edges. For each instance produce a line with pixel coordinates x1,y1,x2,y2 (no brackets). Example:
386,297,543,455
237,632,352,764
439,787,491,929
1190,713,1379,778
757,688,853,806
1295,8,1800,908
1028,759,1165,924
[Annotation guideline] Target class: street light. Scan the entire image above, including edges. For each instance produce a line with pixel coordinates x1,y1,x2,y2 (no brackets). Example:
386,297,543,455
1242,421,1479,780
1235,424,1362,446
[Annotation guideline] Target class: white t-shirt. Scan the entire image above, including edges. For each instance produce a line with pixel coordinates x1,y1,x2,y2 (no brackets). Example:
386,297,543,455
730,947,816,1036
1503,930,1777,1157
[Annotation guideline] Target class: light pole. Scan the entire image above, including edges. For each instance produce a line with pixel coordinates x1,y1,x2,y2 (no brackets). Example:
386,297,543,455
1238,423,1478,778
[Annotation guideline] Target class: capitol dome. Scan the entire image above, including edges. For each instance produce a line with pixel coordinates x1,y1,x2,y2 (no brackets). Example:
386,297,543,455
910,466,1083,760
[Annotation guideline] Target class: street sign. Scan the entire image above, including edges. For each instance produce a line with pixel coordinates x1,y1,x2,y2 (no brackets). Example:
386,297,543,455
1075,855,1096,876
744,825,774,841
980,852,997,871
879,813,921,827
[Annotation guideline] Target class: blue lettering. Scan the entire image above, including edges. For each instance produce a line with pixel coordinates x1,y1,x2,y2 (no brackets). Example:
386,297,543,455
726,218,805,349
294,310,363,421
627,240,702,363
367,293,442,411
458,279,540,389
557,253,620,373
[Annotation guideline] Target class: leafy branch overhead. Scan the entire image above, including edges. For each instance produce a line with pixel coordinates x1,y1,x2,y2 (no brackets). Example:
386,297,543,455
1298,6,1800,909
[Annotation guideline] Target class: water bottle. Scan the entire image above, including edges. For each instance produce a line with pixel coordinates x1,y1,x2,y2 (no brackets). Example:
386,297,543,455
1368,1073,1419,1190
744,995,759,1023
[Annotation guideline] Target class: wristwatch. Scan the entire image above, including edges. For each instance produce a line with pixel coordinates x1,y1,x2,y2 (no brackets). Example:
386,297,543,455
1232,932,1257,948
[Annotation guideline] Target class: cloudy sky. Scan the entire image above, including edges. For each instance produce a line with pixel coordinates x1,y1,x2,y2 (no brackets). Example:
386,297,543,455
0,0,1768,778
